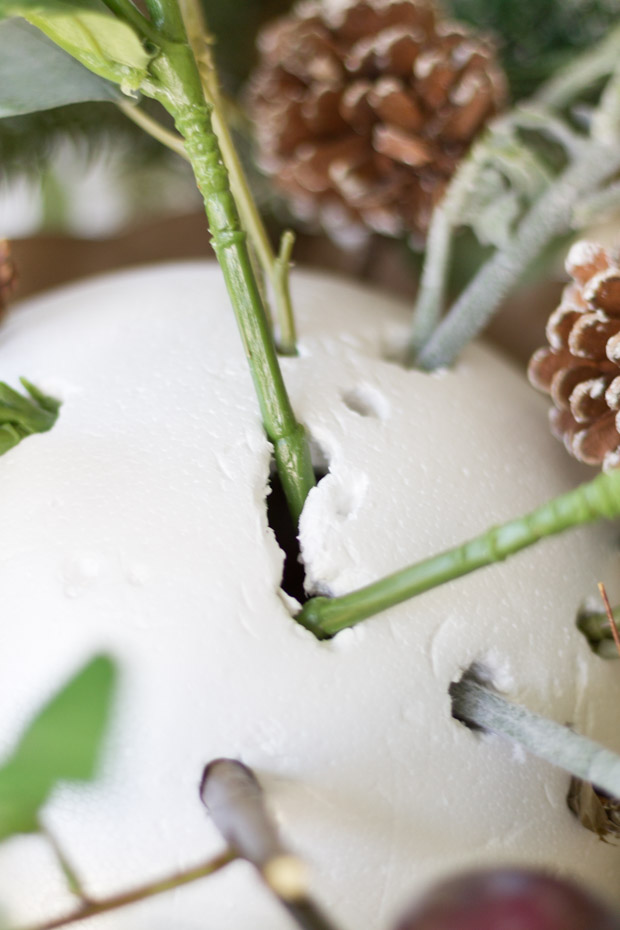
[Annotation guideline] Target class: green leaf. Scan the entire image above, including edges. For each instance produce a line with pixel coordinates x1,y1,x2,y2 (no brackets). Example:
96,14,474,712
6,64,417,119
0,2,153,92
0,378,60,455
0,19,121,117
0,656,117,841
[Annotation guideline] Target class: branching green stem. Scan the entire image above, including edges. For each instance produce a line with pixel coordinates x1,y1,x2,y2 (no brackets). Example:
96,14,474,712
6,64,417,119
11,851,236,930
451,676,620,800
415,138,620,371
139,4,314,522
296,468,620,638
178,0,298,354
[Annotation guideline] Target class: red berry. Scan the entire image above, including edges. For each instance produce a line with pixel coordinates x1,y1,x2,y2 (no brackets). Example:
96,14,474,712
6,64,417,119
395,869,620,930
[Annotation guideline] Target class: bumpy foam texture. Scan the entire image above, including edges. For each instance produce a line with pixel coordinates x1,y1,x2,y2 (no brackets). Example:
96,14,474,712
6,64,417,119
0,263,619,929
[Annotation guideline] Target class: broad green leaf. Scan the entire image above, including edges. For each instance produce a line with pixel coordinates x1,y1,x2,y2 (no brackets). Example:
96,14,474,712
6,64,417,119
0,1,153,92
0,655,117,840
0,19,121,117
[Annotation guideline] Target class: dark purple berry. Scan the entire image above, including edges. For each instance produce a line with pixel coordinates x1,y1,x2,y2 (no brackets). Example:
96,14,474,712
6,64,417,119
395,868,620,930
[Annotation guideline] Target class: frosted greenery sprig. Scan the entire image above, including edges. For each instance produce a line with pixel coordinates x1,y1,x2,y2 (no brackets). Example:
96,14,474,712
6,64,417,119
0,378,60,455
450,673,620,802
297,467,620,638
410,23,620,369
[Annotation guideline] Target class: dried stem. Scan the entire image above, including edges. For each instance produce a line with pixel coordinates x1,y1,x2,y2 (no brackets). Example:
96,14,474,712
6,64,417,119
598,582,620,658
450,674,620,800
11,851,236,930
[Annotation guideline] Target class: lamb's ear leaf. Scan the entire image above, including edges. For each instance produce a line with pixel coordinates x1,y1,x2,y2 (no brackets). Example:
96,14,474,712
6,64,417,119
0,19,122,117
0,655,117,841
0,1,152,91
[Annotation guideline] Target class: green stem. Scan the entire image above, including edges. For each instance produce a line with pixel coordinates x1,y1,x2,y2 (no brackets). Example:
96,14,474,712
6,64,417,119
99,0,159,43
297,469,620,638
273,231,297,356
11,851,236,930
451,675,620,799
144,9,314,522
178,0,298,354
415,138,620,370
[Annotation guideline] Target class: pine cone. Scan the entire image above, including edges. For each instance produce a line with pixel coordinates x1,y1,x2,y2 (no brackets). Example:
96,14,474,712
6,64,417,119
248,0,506,244
0,241,17,313
528,241,620,470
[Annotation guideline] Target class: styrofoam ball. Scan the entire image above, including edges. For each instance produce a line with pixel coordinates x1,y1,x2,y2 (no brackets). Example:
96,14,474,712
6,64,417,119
0,263,618,929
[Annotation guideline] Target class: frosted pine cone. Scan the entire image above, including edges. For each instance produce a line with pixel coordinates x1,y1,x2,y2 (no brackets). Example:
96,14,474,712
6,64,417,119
248,0,506,245
528,241,620,470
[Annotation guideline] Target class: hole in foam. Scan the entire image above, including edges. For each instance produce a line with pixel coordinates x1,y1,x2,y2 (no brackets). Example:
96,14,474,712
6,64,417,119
341,384,390,420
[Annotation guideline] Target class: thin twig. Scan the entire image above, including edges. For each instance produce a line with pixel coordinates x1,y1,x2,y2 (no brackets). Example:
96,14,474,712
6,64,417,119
11,851,236,930
200,760,340,930
598,582,620,659
118,101,188,160
40,826,91,904
450,674,620,800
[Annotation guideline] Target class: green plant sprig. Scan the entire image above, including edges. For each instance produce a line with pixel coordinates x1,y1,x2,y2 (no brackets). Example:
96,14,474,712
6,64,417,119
0,379,60,456
137,2,314,520
0,0,315,522
178,0,298,355
297,468,620,639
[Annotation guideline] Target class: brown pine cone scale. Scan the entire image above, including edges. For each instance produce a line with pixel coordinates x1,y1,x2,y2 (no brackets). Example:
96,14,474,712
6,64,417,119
528,241,620,469
248,0,506,244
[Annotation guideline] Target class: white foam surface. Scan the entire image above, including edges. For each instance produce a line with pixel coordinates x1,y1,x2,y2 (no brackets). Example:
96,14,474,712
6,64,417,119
0,263,619,929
